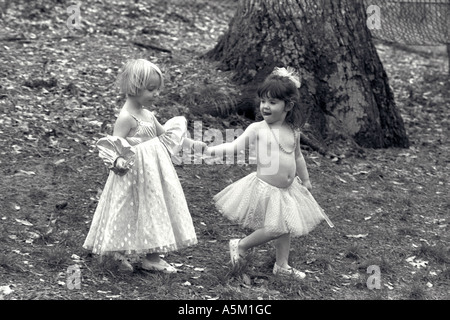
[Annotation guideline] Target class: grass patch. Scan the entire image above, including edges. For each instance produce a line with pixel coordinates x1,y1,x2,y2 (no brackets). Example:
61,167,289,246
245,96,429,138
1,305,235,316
42,247,70,269
0,253,17,271
309,254,334,272
414,243,450,264
359,256,395,275
345,244,364,261
407,283,428,300
397,227,418,236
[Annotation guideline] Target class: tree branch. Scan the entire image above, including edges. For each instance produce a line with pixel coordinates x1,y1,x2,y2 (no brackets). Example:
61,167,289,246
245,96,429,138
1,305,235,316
132,41,172,53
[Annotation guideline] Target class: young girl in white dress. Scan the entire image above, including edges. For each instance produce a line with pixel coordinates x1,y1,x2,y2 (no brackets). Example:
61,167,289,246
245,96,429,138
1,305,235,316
83,59,205,273
205,67,334,279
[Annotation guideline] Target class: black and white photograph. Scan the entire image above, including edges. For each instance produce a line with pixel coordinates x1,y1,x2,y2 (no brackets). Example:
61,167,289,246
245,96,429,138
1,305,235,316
0,0,448,305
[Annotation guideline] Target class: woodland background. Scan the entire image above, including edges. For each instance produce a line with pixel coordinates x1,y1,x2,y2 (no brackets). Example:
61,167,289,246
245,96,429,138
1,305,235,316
0,0,449,301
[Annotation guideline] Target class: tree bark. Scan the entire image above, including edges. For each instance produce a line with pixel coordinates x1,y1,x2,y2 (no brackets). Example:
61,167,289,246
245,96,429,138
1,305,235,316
206,0,409,149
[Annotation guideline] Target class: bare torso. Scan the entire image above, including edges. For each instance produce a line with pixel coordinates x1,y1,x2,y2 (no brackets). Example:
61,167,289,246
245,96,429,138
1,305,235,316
255,122,297,188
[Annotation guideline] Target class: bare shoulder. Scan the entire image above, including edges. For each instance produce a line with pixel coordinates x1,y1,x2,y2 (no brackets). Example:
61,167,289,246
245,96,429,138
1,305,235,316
240,121,264,141
246,121,265,133
115,109,136,127
117,109,133,120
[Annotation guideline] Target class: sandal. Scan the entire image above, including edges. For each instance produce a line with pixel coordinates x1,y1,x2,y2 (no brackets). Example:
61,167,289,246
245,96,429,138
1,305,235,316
118,259,134,272
141,258,177,273
273,263,306,280
113,253,134,272
229,239,244,266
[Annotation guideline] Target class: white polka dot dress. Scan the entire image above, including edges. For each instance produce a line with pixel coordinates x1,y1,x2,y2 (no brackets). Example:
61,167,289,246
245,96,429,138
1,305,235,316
83,114,197,256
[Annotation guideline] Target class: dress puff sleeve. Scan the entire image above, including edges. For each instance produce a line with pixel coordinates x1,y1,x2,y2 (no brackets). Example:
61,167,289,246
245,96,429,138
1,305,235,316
158,116,187,156
96,136,136,173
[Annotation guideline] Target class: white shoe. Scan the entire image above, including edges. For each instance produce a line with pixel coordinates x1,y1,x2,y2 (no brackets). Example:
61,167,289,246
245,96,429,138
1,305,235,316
273,263,306,280
141,258,177,273
229,239,244,266
113,253,134,272
118,260,134,272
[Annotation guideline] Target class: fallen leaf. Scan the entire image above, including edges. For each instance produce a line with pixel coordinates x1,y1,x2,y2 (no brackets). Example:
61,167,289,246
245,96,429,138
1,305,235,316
0,285,13,296
28,232,40,239
302,269,313,273
345,233,368,238
242,274,251,285
54,159,65,165
15,219,33,226
97,290,110,294
353,170,370,175
384,283,394,290
406,256,429,269
71,254,83,263
15,170,36,176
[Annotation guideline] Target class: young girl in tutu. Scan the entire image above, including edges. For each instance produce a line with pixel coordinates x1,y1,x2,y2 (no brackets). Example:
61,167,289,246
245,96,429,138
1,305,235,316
205,67,334,279
83,59,205,273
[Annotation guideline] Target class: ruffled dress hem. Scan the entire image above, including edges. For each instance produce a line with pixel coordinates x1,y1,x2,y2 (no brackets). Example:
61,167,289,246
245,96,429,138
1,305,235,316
214,172,333,237
83,237,198,256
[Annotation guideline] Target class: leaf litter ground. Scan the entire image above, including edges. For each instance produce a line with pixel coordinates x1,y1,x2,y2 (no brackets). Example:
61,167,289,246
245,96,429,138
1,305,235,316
0,0,448,301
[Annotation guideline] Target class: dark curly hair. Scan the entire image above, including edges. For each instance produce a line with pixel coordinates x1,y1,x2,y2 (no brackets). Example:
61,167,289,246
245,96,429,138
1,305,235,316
256,74,306,129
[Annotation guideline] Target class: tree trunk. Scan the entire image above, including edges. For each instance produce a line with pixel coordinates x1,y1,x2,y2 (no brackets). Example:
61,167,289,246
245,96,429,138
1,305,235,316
206,0,409,149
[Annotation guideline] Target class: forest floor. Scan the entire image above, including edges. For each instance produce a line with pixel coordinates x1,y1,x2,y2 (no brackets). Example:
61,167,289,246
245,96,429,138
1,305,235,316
0,0,448,304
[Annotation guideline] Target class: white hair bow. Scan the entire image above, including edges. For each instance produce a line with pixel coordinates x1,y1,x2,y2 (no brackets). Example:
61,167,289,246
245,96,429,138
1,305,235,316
271,67,301,88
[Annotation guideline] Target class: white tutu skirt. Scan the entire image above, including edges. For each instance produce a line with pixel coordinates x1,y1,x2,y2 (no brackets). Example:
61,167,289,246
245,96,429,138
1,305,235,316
83,137,198,256
214,172,333,237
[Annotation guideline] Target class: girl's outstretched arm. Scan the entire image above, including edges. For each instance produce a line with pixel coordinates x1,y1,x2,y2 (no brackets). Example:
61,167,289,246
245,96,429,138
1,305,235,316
295,135,312,190
182,137,207,152
151,111,206,151
205,122,259,158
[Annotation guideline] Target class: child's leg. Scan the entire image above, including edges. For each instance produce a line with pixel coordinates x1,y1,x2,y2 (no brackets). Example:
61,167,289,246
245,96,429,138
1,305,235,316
238,228,283,256
274,233,290,268
273,233,306,279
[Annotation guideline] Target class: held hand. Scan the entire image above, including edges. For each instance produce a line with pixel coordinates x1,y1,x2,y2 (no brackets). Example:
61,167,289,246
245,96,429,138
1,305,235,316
191,140,207,153
203,145,212,157
112,157,129,176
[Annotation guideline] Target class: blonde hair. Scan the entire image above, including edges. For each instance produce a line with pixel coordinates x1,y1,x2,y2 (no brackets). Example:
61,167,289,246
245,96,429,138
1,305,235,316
116,59,164,96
